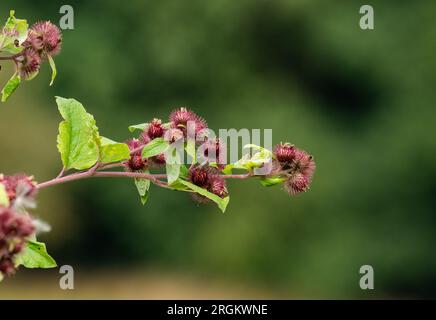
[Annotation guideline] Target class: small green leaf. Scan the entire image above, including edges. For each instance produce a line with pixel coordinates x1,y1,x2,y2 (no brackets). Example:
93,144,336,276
221,164,234,175
15,240,57,269
139,193,149,205
1,73,20,102
25,70,39,81
0,184,10,206
243,144,272,159
47,54,57,86
134,171,151,205
231,145,272,171
100,137,130,163
56,97,100,170
166,148,181,185
134,169,150,205
260,176,286,187
142,138,169,158
179,165,189,179
166,164,180,185
128,123,148,133
178,179,230,213
185,139,196,164
221,159,250,174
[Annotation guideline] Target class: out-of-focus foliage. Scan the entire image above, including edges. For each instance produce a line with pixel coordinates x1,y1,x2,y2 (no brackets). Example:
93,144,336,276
0,0,435,298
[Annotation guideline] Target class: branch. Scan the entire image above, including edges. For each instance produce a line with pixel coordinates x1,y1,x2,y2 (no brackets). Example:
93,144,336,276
0,51,25,61
94,171,167,180
36,170,167,190
98,162,124,170
36,166,254,191
220,173,252,179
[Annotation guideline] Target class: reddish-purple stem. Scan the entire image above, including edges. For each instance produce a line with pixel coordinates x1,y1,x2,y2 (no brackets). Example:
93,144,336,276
0,51,25,61
36,166,253,191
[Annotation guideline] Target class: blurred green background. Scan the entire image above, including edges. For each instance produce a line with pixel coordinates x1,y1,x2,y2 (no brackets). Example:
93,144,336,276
1,0,436,299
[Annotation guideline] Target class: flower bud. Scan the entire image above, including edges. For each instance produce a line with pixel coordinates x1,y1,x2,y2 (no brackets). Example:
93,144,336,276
292,149,316,182
273,143,295,163
284,173,310,195
199,138,225,166
169,107,207,136
164,128,184,143
124,139,146,171
209,177,228,198
147,118,165,139
189,166,210,188
150,154,166,167
0,258,15,276
188,165,228,203
0,207,35,278
24,21,62,57
0,174,36,203
16,48,41,80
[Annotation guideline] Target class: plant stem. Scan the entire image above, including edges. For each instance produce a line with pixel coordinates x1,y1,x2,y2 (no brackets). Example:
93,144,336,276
220,173,253,179
36,170,95,189
99,162,124,170
36,166,253,191
56,167,66,179
36,170,167,190
0,51,24,61
94,171,167,180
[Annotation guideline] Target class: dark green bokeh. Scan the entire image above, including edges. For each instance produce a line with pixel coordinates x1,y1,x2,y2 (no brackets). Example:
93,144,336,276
1,0,435,298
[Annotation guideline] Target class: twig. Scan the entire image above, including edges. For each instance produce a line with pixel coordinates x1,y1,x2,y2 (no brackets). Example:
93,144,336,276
36,167,255,191
0,51,25,61
220,173,252,179
56,167,66,179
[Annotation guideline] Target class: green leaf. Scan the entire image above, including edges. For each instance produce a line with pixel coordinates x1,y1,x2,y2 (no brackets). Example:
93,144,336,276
25,70,39,81
128,123,148,133
142,137,169,158
15,240,57,269
220,163,248,175
166,164,180,185
47,54,57,86
230,145,272,172
166,179,191,191
260,176,286,187
1,72,20,102
178,179,230,213
179,165,189,179
0,184,10,207
166,148,181,185
100,137,130,163
134,171,151,205
56,97,100,170
185,139,196,164
243,144,272,159
0,10,28,54
221,164,234,175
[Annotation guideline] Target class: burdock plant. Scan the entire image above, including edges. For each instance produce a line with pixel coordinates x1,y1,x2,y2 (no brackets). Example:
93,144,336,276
0,11,316,281
0,11,61,102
